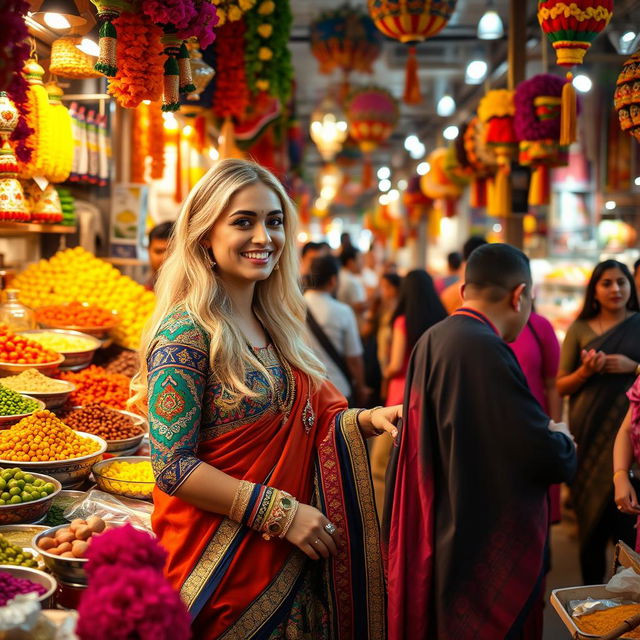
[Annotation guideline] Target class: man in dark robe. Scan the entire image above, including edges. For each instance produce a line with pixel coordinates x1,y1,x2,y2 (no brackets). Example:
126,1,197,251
383,243,577,640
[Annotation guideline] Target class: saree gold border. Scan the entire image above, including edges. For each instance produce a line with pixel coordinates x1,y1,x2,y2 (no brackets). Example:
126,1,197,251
340,409,386,639
180,518,242,609
218,551,306,640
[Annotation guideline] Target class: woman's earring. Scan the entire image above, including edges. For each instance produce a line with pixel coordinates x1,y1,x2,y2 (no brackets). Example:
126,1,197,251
274,263,280,271
201,245,216,268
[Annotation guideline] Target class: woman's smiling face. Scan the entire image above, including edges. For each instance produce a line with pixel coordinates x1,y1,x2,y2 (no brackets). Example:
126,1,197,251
205,181,285,287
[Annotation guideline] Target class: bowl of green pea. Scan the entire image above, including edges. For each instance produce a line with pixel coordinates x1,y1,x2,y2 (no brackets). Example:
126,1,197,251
0,469,61,525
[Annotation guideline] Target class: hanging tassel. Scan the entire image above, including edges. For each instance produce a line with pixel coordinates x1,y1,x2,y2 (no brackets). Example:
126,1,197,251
560,72,577,147
470,178,487,208
162,55,180,112
529,165,550,207
403,46,421,105
178,42,196,95
362,154,373,189
95,19,118,77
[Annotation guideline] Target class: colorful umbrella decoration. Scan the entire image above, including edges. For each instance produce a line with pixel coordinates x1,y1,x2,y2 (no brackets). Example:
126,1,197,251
514,74,571,206
478,89,517,217
367,0,458,104
537,0,613,145
614,51,640,143
310,6,382,98
346,86,398,187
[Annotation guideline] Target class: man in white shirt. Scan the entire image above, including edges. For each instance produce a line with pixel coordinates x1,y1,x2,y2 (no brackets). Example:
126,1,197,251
337,247,367,315
304,255,367,405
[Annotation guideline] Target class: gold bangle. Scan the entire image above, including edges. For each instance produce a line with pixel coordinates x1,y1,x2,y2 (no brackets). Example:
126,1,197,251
613,469,629,482
229,480,254,523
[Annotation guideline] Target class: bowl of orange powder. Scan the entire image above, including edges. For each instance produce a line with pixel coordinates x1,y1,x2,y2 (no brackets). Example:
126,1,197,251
0,410,107,489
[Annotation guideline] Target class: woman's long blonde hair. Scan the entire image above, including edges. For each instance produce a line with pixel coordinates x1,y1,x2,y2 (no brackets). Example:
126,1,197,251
130,159,325,413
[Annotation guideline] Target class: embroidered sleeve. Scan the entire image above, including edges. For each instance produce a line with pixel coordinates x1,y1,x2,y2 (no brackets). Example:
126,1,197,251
147,311,210,495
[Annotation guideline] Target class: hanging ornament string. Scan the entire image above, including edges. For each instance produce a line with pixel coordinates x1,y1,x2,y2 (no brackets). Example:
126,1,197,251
91,0,131,77
161,30,182,112
177,42,196,94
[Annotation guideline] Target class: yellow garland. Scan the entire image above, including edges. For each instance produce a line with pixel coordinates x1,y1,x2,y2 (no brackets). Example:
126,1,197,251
538,4,612,21
44,83,73,183
19,60,55,181
477,89,515,122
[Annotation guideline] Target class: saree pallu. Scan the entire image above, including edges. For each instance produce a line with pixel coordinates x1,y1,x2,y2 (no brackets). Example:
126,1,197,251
569,314,640,553
152,375,385,639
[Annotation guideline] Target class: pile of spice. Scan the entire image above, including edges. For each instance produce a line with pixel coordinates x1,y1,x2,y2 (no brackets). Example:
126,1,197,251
575,603,640,638
1,368,71,394
0,324,59,364
61,404,141,441
104,349,139,378
0,410,102,462
58,365,131,410
22,331,96,353
37,301,117,329
0,570,47,605
0,384,39,416
0,534,38,567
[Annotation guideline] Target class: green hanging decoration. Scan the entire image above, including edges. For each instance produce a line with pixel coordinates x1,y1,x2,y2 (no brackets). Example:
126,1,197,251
178,42,196,94
90,0,130,77
161,31,181,112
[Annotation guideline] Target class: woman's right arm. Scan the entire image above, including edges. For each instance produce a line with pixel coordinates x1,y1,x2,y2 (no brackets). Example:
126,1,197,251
384,318,406,380
613,408,640,514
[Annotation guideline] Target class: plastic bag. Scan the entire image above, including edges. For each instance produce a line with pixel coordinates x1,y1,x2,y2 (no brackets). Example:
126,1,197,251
63,490,153,532
607,566,640,595
0,593,60,639
569,596,634,617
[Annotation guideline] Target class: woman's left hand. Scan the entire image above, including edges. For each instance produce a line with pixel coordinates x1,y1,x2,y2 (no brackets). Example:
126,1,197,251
603,354,638,374
358,405,402,439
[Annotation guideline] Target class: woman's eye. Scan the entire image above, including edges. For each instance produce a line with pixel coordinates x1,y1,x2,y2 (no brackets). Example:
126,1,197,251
268,217,284,227
233,218,252,228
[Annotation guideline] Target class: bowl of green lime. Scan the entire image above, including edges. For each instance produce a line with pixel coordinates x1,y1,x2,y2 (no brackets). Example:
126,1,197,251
0,469,61,525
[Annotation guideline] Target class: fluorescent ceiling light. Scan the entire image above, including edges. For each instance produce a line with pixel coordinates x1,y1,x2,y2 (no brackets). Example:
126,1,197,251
465,59,488,84
437,95,456,117
477,9,504,40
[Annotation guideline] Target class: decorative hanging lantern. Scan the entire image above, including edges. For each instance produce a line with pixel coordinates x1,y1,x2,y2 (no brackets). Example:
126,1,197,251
537,0,613,145
515,74,570,206
309,95,349,162
49,37,102,79
90,0,131,77
478,89,517,216
24,182,63,224
420,147,463,218
614,51,640,143
367,0,458,104
462,116,496,208
346,86,398,187
44,82,73,184
186,44,215,101
0,92,29,222
310,6,382,98
403,174,433,223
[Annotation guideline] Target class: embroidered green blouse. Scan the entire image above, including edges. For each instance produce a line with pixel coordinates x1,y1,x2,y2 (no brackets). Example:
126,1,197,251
147,309,288,494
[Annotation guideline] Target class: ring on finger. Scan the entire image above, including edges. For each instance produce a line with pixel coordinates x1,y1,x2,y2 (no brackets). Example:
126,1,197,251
314,539,320,545
325,523,337,536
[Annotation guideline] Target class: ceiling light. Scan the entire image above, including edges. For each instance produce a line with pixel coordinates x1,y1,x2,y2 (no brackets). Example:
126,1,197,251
76,37,99,57
572,74,592,93
379,194,390,206
31,0,87,30
417,161,430,175
443,125,459,140
437,95,456,117
409,142,425,160
43,12,71,29
398,179,408,190
477,9,504,40
377,166,390,180
622,30,637,43
605,200,617,210
387,189,400,202
492,223,503,233
607,21,640,55
465,59,488,84
379,179,391,192
635,176,640,186
404,134,420,151
309,96,348,162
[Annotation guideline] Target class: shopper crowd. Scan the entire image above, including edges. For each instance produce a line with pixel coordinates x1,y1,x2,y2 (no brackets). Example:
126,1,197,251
141,159,640,640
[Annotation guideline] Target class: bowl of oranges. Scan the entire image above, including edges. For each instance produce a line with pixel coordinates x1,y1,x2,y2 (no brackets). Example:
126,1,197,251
0,325,64,376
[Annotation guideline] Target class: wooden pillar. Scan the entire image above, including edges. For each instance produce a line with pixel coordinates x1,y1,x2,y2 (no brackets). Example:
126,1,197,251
505,0,527,249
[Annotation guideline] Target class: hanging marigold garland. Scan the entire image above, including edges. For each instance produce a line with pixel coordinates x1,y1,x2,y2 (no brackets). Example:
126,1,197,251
130,101,165,183
244,0,292,102
44,82,73,183
148,102,165,179
130,105,148,183
213,0,257,26
212,19,250,119
107,12,165,108
1,0,33,163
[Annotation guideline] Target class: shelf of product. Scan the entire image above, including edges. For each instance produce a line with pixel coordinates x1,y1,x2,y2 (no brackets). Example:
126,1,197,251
0,222,77,236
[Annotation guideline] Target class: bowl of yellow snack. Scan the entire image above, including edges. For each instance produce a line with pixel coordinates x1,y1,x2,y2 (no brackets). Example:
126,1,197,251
0,369,75,410
91,457,155,501
19,330,102,372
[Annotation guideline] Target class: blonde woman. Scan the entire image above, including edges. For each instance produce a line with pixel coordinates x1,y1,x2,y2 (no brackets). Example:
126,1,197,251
130,159,400,639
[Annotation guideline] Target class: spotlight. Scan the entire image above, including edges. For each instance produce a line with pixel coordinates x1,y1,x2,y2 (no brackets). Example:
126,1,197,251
465,59,488,85
437,95,456,117
417,161,430,175
378,179,391,192
572,74,592,93
377,166,390,180
404,135,420,151
443,125,459,141
605,200,617,210
477,9,504,40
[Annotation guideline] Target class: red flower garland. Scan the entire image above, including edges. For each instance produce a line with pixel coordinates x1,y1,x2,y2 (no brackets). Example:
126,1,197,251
1,0,33,162
212,20,250,119
108,12,165,109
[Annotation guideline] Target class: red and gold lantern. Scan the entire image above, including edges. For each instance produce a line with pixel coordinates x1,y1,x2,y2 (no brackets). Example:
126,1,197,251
346,86,398,187
614,51,640,143
537,0,613,145
367,0,458,104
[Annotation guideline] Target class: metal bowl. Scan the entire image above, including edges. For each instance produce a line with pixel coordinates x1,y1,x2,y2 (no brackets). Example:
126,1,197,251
0,564,57,606
0,524,49,552
37,304,120,341
0,433,107,489
19,329,102,371
0,472,61,525
0,396,46,428
92,456,154,501
4,380,75,410
0,355,65,376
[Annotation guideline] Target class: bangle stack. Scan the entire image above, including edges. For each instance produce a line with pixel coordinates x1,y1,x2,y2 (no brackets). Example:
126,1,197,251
229,480,299,541
613,469,630,482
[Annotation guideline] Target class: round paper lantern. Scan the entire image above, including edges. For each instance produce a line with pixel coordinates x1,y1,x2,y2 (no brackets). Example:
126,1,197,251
537,0,613,145
310,6,382,89
515,74,570,206
346,86,398,187
614,51,640,143
367,0,458,104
